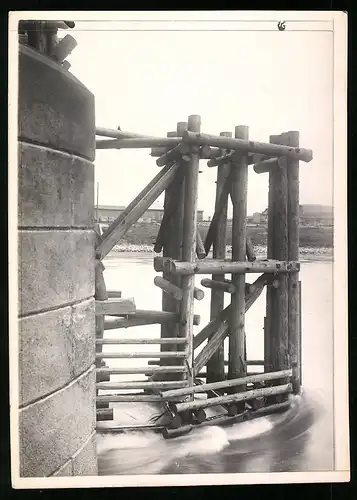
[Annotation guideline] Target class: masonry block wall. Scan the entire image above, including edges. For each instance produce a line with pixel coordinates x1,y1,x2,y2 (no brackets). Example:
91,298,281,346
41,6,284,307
18,44,97,477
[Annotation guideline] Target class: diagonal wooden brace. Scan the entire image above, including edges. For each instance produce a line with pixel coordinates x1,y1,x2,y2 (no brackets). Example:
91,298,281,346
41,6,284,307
96,162,180,260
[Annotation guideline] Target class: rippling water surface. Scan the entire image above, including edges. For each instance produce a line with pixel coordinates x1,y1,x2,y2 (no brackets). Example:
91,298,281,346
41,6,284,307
97,253,334,475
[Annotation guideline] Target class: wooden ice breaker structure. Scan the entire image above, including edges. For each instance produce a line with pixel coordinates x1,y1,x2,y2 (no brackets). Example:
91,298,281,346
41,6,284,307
95,116,310,437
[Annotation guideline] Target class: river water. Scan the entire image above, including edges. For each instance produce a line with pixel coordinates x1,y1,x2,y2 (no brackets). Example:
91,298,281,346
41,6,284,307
97,253,334,475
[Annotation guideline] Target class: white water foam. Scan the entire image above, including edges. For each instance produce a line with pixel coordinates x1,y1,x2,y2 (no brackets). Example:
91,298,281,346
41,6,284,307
175,426,230,458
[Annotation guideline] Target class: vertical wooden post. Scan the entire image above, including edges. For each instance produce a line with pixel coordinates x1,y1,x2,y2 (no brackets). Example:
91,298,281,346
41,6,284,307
286,131,301,394
263,316,269,373
228,125,248,400
207,132,231,384
94,224,108,407
265,135,279,374
160,126,186,380
274,146,289,377
266,135,289,379
299,280,302,386
95,224,108,364
179,115,201,395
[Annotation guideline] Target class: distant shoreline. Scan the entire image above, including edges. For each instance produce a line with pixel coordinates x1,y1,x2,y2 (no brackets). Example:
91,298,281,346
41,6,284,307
108,244,333,262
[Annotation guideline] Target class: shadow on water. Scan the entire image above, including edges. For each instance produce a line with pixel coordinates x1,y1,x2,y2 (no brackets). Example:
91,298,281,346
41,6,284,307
98,388,332,475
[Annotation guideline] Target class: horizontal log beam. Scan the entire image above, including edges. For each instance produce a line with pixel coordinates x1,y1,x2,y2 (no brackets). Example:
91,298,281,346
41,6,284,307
96,126,153,140
162,425,193,439
95,137,182,149
253,157,282,174
96,162,180,260
107,290,122,298
198,400,292,428
182,131,313,162
96,366,187,375
198,360,264,367
154,276,183,300
196,371,262,378
96,370,110,383
153,276,204,301
95,298,136,316
161,369,292,399
156,143,191,167
157,258,300,275
96,408,114,421
96,350,188,360
96,394,173,403
172,383,293,413
104,310,200,328
104,318,164,329
200,278,236,294
151,145,220,159
126,309,200,325
97,424,165,433
207,152,267,168
96,139,121,149
150,146,171,157
96,381,188,390
96,337,187,345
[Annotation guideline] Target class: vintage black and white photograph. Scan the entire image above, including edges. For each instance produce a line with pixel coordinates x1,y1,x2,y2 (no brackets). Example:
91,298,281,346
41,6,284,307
9,11,348,488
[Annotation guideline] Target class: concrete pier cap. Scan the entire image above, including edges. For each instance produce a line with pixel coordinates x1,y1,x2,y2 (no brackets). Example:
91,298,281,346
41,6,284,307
18,43,97,477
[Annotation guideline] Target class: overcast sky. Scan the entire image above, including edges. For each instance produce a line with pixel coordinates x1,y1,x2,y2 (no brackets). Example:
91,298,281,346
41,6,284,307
67,20,333,218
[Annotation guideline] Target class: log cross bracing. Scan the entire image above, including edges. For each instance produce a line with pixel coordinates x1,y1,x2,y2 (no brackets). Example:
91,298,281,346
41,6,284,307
102,163,177,243
96,162,181,260
182,131,313,162
194,320,229,375
193,273,268,351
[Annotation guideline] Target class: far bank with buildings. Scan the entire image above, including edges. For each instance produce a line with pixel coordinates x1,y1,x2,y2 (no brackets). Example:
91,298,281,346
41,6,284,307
95,203,333,252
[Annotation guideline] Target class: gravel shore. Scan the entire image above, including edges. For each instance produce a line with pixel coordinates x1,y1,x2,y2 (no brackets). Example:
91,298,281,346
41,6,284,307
109,243,333,261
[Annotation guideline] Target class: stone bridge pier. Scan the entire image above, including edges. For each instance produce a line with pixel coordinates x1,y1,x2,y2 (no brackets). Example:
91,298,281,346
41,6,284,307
18,44,97,476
